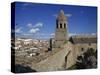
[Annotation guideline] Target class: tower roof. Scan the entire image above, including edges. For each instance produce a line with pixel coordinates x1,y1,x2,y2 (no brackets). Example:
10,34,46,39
57,10,66,21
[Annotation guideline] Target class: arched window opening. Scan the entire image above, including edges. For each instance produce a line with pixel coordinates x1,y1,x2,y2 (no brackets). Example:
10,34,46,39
81,48,84,51
64,23,66,28
60,23,62,28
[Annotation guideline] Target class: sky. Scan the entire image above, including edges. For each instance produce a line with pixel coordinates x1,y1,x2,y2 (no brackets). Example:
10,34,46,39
14,2,97,39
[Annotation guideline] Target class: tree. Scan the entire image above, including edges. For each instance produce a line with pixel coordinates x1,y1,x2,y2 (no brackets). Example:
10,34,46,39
67,48,97,70
75,48,97,69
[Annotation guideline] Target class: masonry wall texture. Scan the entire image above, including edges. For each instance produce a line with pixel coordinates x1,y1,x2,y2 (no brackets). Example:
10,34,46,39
31,43,70,72
55,10,68,48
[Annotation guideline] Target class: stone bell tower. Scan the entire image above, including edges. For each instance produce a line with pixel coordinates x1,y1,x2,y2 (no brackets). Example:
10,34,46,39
55,10,68,48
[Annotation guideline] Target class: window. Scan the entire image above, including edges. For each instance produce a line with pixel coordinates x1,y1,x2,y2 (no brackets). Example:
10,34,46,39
56,21,58,28
56,20,58,28
60,23,62,28
81,48,84,51
64,23,66,28
56,25,58,28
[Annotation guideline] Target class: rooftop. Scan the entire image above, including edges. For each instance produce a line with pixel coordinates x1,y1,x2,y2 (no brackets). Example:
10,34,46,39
69,35,97,44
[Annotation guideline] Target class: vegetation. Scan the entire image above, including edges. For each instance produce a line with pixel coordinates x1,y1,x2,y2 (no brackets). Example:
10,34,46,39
68,48,97,70
63,40,68,44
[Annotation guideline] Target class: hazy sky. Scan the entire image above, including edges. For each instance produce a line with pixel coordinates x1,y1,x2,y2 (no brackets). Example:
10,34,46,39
14,2,97,39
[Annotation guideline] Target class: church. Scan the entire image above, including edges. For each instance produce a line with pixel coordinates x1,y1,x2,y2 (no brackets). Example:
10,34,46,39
50,10,97,69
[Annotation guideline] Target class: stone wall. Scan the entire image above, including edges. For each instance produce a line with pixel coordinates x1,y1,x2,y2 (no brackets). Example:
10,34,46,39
31,43,72,72
65,43,76,69
74,43,97,57
29,42,97,72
